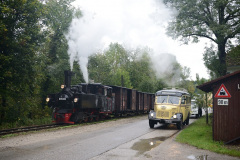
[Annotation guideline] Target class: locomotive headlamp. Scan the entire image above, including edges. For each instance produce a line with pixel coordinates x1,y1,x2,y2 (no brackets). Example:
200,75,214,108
61,85,65,89
46,97,50,102
74,98,78,103
173,115,177,119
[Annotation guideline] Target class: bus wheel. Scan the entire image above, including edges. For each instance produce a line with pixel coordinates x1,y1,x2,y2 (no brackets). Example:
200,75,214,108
177,121,183,130
149,120,154,129
185,115,190,125
196,114,199,118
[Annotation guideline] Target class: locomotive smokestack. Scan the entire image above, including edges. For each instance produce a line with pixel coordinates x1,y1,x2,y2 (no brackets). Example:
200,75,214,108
64,70,74,88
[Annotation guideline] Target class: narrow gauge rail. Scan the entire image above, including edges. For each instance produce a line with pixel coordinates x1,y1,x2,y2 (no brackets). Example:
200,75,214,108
0,124,67,136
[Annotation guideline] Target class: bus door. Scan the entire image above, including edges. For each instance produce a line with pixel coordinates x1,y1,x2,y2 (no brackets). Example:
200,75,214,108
180,96,187,121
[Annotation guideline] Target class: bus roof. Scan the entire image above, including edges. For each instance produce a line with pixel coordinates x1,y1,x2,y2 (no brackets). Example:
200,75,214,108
156,89,189,96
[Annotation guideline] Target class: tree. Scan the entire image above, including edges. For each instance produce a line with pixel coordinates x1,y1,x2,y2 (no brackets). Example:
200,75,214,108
129,48,157,91
88,53,112,84
105,43,130,73
203,44,221,78
163,0,240,76
72,60,84,85
43,0,80,94
88,43,132,87
0,0,46,124
195,73,213,124
110,68,132,88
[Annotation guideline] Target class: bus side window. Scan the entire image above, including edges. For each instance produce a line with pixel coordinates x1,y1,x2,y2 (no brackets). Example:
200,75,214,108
187,96,191,104
181,96,186,104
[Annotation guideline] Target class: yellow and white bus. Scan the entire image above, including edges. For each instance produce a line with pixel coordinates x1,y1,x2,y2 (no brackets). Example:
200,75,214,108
148,89,191,130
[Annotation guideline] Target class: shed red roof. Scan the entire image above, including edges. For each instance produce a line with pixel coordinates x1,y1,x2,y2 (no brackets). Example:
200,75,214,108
197,70,240,92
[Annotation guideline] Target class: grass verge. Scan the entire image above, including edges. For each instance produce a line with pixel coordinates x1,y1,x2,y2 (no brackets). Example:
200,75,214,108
176,116,240,157
0,117,52,130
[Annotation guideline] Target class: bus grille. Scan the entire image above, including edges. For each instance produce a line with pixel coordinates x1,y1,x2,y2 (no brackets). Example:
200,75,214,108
157,111,169,118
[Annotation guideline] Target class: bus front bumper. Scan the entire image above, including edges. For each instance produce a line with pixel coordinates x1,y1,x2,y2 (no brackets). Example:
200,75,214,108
149,118,181,124
148,110,182,124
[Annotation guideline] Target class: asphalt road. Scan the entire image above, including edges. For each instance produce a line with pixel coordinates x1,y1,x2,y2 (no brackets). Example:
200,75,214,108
0,114,238,160
0,116,155,160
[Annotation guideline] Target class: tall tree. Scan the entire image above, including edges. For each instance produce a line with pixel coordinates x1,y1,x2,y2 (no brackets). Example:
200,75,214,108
163,0,240,76
129,48,157,92
88,53,112,84
105,43,130,73
43,0,80,94
0,0,46,123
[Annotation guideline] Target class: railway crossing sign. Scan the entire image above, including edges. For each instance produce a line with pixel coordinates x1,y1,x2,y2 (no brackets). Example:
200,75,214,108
214,84,231,98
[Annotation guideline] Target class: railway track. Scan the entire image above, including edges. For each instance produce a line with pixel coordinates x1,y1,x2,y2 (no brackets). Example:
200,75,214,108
0,124,68,136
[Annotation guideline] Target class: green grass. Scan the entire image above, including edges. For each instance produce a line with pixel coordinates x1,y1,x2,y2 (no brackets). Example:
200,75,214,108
176,116,240,157
0,117,52,130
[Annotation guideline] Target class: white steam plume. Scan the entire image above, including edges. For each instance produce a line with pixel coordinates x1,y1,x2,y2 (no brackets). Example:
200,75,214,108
65,0,175,83
151,53,181,87
65,0,209,83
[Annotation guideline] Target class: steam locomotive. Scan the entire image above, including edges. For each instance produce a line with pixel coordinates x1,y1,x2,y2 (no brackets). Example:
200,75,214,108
46,70,154,124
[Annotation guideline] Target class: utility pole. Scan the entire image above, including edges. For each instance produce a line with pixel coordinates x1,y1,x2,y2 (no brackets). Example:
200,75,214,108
206,92,208,124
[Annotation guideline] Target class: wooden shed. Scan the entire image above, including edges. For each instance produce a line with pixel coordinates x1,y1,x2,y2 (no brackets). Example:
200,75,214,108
197,70,240,144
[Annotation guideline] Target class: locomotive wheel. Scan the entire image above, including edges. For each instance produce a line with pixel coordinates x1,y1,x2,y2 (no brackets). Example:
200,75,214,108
83,116,88,123
94,115,99,121
88,115,93,122
100,115,106,120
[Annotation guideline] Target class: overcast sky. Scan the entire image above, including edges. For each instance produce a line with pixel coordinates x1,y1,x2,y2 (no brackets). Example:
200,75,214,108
67,0,210,82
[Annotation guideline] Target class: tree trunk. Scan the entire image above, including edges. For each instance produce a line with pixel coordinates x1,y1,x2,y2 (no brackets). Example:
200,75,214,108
217,42,227,76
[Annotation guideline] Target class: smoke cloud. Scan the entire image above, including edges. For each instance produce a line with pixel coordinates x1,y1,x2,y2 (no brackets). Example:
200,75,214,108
65,0,209,83
151,53,182,86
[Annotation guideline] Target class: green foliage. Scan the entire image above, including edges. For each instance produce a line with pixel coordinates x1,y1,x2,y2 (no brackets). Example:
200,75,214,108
72,60,84,84
88,43,132,87
129,48,158,92
110,68,132,88
193,74,212,109
203,44,222,78
88,44,165,92
228,45,240,59
0,0,47,124
43,0,78,94
163,0,240,76
0,0,79,126
88,53,112,84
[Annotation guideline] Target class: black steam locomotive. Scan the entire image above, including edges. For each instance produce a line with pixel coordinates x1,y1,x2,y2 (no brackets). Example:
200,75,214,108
46,70,154,124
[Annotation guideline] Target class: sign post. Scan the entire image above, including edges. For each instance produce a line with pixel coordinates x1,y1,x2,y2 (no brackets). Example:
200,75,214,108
215,84,231,106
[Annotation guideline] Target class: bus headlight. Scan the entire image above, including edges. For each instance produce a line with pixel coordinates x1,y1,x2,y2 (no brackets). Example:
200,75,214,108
149,110,155,118
74,98,78,103
150,113,154,117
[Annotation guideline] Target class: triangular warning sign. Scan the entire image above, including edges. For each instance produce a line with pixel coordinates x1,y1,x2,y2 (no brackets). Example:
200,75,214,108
214,84,231,98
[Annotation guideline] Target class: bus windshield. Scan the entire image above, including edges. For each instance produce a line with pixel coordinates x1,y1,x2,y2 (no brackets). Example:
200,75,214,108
156,95,180,104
